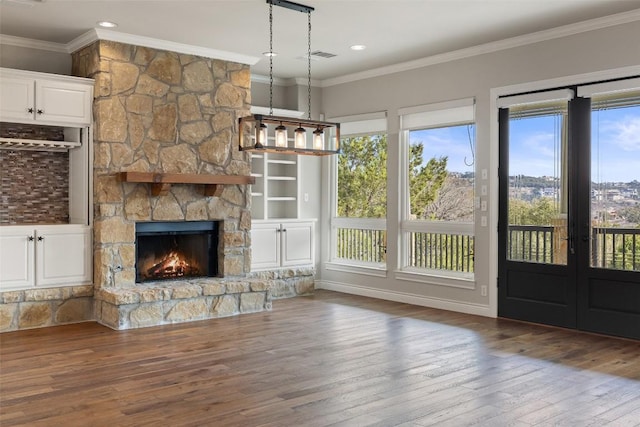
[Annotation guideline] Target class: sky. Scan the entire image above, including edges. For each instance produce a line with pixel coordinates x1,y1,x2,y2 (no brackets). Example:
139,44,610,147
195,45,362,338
410,124,476,175
509,105,640,183
409,104,639,183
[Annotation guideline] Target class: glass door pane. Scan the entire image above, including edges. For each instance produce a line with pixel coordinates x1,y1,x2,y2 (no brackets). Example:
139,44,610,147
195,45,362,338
590,99,640,271
507,102,569,265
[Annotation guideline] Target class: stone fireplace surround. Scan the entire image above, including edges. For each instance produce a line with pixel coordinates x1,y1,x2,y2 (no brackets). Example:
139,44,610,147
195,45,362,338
0,40,314,332
76,40,314,330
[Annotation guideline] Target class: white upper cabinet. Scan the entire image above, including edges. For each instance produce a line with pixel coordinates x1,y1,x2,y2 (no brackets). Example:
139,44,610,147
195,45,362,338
0,68,93,127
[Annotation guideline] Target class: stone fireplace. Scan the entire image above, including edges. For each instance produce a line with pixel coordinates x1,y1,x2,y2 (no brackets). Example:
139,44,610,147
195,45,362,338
69,40,286,330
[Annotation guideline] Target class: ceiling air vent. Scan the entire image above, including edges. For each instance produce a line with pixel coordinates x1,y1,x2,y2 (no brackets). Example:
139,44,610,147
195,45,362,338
298,51,337,61
310,50,337,59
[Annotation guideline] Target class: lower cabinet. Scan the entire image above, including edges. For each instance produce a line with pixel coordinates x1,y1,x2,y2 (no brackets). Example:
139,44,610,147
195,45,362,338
0,224,92,290
251,220,315,270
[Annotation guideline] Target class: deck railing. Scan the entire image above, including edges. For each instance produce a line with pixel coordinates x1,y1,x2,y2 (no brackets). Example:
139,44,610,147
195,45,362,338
508,225,555,263
591,227,640,271
508,225,640,271
408,231,474,272
335,223,639,272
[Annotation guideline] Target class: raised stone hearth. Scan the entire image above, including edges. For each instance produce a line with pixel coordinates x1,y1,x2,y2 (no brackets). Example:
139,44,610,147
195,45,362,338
94,267,314,329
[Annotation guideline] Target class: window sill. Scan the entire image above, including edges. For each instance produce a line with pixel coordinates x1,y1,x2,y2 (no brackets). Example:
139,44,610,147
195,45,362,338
394,268,475,290
325,261,387,278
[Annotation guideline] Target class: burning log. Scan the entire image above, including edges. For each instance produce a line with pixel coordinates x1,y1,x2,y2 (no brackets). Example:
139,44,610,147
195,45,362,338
145,251,200,279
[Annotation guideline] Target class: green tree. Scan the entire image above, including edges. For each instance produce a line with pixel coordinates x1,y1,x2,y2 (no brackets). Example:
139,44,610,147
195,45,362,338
619,206,640,226
337,136,449,219
409,143,448,219
509,197,558,225
337,135,387,218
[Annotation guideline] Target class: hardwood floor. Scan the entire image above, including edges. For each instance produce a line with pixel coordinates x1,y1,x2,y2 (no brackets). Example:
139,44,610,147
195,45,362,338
1,290,639,427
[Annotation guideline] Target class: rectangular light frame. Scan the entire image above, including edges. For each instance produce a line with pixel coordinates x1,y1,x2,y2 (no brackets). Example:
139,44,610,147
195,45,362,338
239,114,340,156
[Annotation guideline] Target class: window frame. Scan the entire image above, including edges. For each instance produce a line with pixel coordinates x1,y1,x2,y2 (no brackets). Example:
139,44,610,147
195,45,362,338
328,112,388,271
397,98,477,283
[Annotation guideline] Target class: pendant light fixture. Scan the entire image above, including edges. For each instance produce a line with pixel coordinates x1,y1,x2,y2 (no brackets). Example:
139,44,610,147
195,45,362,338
239,0,340,156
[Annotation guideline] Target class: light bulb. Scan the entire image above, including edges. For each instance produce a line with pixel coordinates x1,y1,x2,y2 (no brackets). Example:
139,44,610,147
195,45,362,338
255,123,267,148
275,124,287,147
294,126,306,149
313,128,324,150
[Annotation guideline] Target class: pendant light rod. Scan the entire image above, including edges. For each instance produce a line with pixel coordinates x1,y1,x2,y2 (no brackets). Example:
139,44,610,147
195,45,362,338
266,0,314,14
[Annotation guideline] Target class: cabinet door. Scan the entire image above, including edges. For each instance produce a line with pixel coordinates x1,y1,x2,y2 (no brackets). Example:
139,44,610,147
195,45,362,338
0,227,35,290
282,221,314,267
35,79,92,126
251,223,281,270
35,226,92,287
0,76,35,123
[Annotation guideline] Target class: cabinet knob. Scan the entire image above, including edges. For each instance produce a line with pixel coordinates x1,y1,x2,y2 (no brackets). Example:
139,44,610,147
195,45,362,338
27,107,34,113
276,228,281,233
28,235,34,241
37,109,44,115
37,236,44,241
282,229,287,232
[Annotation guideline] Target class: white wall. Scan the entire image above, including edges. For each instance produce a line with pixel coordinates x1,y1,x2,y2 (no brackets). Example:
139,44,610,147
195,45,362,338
315,20,640,316
0,45,71,74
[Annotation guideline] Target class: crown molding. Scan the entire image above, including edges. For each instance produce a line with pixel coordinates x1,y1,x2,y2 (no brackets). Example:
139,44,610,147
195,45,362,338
250,74,291,87
67,29,261,65
0,34,67,53
321,8,640,87
250,74,322,87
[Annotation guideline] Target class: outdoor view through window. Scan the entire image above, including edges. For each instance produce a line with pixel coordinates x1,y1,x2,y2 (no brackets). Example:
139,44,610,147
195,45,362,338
507,98,640,271
408,124,475,222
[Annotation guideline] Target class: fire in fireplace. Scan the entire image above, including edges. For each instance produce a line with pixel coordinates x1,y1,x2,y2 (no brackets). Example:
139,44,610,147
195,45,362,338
135,221,220,283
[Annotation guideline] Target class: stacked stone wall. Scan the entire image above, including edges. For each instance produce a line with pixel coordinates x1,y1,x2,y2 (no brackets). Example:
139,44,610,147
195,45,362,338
71,40,253,290
0,285,93,332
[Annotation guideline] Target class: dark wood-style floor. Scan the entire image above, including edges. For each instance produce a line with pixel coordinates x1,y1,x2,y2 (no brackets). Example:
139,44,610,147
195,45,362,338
1,290,639,427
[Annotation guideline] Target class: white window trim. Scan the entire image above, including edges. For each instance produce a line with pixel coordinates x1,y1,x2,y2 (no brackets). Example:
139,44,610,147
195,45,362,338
329,112,388,270
398,98,476,283
577,77,640,97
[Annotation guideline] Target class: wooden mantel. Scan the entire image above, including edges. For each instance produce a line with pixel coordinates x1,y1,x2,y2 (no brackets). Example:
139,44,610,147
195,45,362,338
119,172,255,197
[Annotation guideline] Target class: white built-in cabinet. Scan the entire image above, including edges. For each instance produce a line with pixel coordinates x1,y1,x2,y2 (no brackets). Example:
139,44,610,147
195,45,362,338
0,225,92,290
251,220,315,270
0,68,92,127
0,68,94,292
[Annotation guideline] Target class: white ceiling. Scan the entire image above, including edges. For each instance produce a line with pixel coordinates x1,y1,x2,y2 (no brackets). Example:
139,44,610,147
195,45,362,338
1,0,640,82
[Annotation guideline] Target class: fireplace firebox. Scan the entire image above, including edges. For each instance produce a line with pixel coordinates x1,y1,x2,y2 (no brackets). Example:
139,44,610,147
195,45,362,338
135,221,220,283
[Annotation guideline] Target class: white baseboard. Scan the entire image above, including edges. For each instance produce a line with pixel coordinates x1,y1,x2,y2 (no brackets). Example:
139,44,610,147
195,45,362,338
316,280,493,318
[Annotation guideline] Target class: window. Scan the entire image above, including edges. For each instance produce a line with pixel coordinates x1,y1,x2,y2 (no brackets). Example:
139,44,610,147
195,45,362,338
580,81,640,271
399,99,475,277
330,113,387,267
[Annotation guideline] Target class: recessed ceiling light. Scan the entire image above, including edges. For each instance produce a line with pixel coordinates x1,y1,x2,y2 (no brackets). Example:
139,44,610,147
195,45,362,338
97,21,118,28
350,45,366,51
262,51,278,57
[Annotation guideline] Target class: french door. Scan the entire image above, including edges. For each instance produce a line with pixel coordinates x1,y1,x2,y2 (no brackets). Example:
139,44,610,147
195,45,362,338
498,80,640,340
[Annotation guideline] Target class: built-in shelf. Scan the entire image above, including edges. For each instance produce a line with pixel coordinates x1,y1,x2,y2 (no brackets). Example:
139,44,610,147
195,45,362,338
268,176,296,181
268,159,297,165
119,172,255,197
0,137,81,152
268,197,297,201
